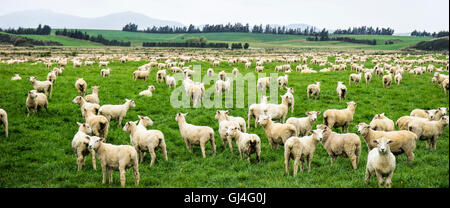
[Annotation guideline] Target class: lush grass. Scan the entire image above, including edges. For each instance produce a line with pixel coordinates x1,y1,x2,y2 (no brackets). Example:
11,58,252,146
0,58,448,188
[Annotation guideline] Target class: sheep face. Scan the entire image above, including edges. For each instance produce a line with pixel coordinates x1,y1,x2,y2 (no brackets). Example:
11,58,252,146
92,86,99,93
356,123,370,135
374,113,386,120
29,76,36,83
225,126,240,137
257,115,271,126
438,107,448,116
126,99,136,108
311,129,324,142
425,110,437,120
28,91,38,99
149,86,155,92
123,121,136,133
175,112,188,122
72,96,83,104
88,136,104,150
215,110,228,121
306,111,321,122
77,122,92,134
286,87,294,94
347,101,357,110
373,137,394,154
138,115,153,127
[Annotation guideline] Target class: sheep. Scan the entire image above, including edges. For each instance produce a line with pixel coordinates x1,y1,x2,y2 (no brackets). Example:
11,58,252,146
232,68,239,77
369,113,395,131
218,70,226,81
349,73,362,86
396,116,430,130
286,111,321,137
277,75,288,89
215,78,232,94
87,136,139,187
52,67,63,76
408,116,449,150
364,71,372,84
101,68,110,77
284,87,295,113
336,81,347,101
284,129,323,175
72,122,96,171
0,109,8,137
410,108,447,121
394,73,402,85
255,66,264,72
356,123,417,163
443,78,449,94
29,76,53,98
72,96,100,119
139,85,155,97
307,82,321,99
11,74,21,81
175,112,216,158
99,99,136,126
257,77,271,92
73,60,82,68
245,62,251,69
84,60,95,66
98,61,109,67
189,83,205,107
75,78,87,96
365,137,396,188
257,114,297,150
265,95,290,123
213,60,220,67
133,69,150,81
46,71,57,84
215,111,242,152
123,118,168,166
319,68,331,73
83,108,109,139
216,110,246,133
323,101,357,132
26,90,48,117
165,75,176,88
434,72,449,85
226,126,261,162
316,125,361,169
85,86,100,104
183,69,194,79
382,72,392,88
207,68,214,77
247,101,268,129
375,67,384,76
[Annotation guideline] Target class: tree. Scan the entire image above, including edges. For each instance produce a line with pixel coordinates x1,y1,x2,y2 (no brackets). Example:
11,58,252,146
244,43,249,49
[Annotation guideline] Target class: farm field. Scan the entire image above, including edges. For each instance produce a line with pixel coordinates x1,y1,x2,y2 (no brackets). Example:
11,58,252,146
0,56,448,188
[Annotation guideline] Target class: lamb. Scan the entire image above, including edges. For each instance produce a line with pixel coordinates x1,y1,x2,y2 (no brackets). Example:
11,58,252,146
336,81,347,101
226,126,261,163
277,75,288,89
11,74,21,81
323,101,357,132
73,60,82,68
175,113,216,158
87,136,139,187
85,86,100,104
369,113,395,131
207,68,214,77
283,87,295,113
434,72,449,85
189,83,204,107
218,70,226,81
72,122,96,171
255,66,264,72
382,72,392,88
216,110,246,133
98,61,109,67
133,69,150,81
364,71,372,84
245,62,251,69
264,95,290,123
26,90,48,117
316,125,361,169
443,78,449,94
101,68,110,77
165,75,176,88
0,109,8,137
307,82,321,99
396,116,430,130
183,69,194,79
123,118,168,166
83,108,109,138
284,129,323,175
215,111,242,152
365,137,396,188
232,68,239,77
349,73,362,86
75,78,87,96
257,114,297,150
139,85,155,97
84,60,95,66
72,96,100,119
408,116,449,150
356,123,417,163
99,99,136,126
29,76,53,98
47,71,57,84
286,111,321,137
410,108,447,121
247,101,268,129
257,77,271,92
394,73,402,85
215,78,232,94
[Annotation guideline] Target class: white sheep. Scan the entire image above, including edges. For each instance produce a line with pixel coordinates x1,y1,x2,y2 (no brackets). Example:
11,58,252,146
75,78,87,96
83,108,109,139
11,74,22,81
394,73,402,85
72,96,100,119
364,71,372,84
0,109,8,137
207,68,214,77
226,126,261,163
283,87,295,113
323,101,357,132
257,77,271,92
277,75,288,89
284,129,323,175
26,90,48,117
139,85,155,97
365,137,396,188
369,113,395,131
215,78,232,94
72,122,96,171
47,71,57,84
408,116,449,150
443,79,449,94
88,136,139,187
255,66,264,72
218,70,226,81
175,113,216,158
382,72,392,88
99,99,136,126
307,82,321,99
85,86,100,104
264,95,290,123
215,110,241,152
257,114,297,150
165,75,176,88
133,69,150,81
232,68,239,77
286,111,321,137
410,108,447,121
336,81,347,101
101,68,111,77
29,76,53,98
349,73,362,86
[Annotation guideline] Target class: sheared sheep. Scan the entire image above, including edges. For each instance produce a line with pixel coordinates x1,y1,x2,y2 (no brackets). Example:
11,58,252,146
323,101,356,132
99,99,135,126
369,113,395,131
336,81,347,101
284,129,323,175
101,68,110,77
307,82,321,99
215,110,241,152
286,111,321,137
30,76,53,97
83,108,109,139
408,116,449,150
175,113,216,158
72,122,96,171
85,86,100,104
26,90,48,117
226,126,261,163
0,109,8,137
139,85,155,97
75,78,87,96
258,114,297,150
365,137,396,188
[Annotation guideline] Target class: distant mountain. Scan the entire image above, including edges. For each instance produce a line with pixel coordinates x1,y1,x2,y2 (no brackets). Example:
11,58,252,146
0,10,184,30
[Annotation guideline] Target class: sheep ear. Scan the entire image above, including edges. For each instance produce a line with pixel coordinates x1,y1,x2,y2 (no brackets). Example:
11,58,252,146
76,122,83,126
306,112,311,115
85,136,90,140
225,110,229,114
424,110,429,114
100,138,105,142
387,140,394,144
373,140,379,144
317,111,321,115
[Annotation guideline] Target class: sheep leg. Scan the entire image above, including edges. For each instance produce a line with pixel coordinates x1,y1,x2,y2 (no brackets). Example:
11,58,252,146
200,142,206,158
425,140,430,149
108,168,113,184
101,164,107,184
133,162,139,186
76,151,84,171
254,116,258,128
256,146,261,162
385,172,393,188
185,139,193,152
89,149,96,170
405,150,414,164
291,100,294,113
103,125,109,139
210,136,216,156
227,136,233,152
365,169,371,184
330,154,336,165
247,152,251,163
139,150,144,163
307,155,313,172
284,152,290,176
300,159,304,172
293,157,300,176
431,136,438,150
239,148,243,159
149,147,156,166
349,154,358,170
27,107,30,117
375,171,385,187
118,117,123,127
221,136,227,148
160,141,168,161
119,167,126,187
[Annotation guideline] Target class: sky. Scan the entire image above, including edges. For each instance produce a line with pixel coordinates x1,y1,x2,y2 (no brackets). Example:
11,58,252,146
0,0,448,33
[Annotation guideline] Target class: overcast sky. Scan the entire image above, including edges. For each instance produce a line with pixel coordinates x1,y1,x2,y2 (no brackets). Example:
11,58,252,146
0,0,448,33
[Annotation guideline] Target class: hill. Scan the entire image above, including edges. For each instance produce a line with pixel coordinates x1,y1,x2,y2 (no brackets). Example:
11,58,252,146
409,36,449,51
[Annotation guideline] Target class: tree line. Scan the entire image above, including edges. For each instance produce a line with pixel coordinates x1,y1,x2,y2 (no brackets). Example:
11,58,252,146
143,36,248,49
0,33,62,46
55,29,131,46
410,30,449,38
333,26,394,35
0,24,52,35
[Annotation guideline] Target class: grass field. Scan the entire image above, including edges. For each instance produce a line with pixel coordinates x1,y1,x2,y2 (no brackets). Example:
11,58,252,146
0,58,448,188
